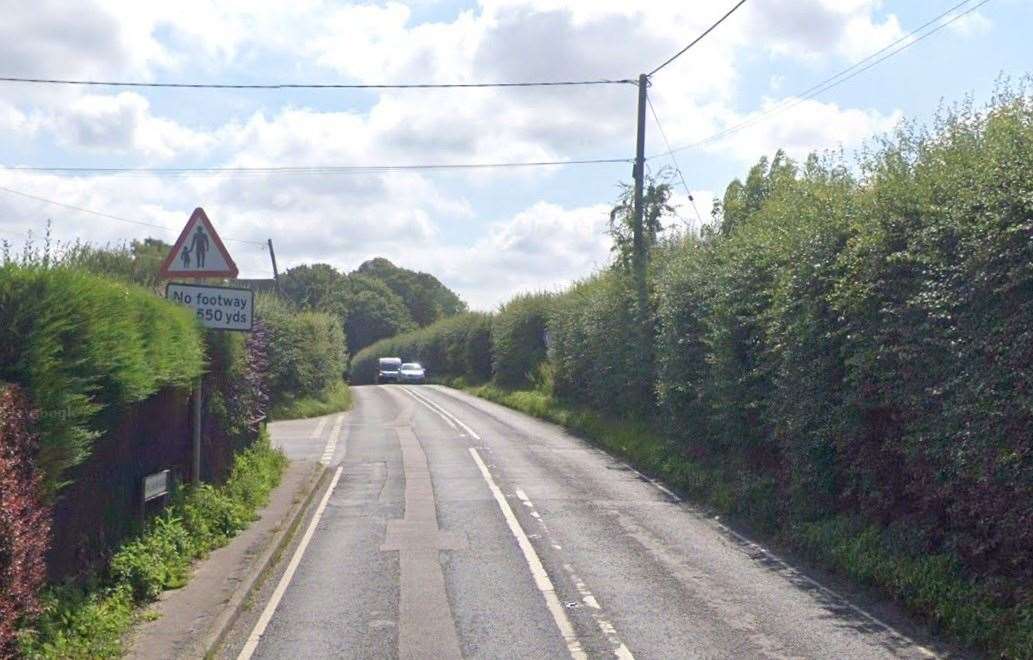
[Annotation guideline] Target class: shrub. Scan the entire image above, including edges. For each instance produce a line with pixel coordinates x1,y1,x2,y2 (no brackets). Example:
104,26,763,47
0,385,50,657
491,293,553,387
549,272,651,416
0,266,204,492
257,295,346,406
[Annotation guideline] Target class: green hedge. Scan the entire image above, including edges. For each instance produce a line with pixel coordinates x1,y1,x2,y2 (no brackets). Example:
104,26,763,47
350,312,492,385
0,266,204,492
549,272,652,417
256,295,346,406
424,89,1033,656
491,293,552,387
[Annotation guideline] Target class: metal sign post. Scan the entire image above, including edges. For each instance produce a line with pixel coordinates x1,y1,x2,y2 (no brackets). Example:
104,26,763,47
160,207,254,485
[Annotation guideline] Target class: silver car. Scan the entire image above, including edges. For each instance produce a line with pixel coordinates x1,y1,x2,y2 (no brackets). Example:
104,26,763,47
398,362,426,384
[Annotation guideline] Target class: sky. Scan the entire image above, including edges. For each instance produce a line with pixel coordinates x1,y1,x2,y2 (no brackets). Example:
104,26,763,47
0,0,1027,309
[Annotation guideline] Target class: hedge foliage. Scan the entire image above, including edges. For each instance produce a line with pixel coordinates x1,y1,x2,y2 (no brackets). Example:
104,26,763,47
0,385,50,657
256,295,346,407
365,88,1033,655
350,312,492,385
491,293,552,388
0,266,204,492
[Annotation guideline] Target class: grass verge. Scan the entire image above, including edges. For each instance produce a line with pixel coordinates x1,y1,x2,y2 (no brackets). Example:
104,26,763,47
17,431,288,659
462,383,1033,658
268,380,352,421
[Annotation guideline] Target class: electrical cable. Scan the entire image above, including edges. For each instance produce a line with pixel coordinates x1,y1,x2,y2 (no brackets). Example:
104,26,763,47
0,76,636,90
0,185,266,245
648,0,749,77
653,0,993,158
2,157,632,177
646,96,705,231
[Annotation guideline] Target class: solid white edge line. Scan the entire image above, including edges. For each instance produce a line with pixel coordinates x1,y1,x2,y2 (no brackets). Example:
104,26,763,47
237,466,344,660
429,385,936,657
718,524,939,658
469,447,587,660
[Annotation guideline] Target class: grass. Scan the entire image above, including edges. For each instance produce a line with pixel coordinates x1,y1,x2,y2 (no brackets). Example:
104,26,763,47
461,383,1033,658
268,380,352,420
17,432,288,659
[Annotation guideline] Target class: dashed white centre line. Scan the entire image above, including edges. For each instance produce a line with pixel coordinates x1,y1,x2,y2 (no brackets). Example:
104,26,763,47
400,386,590,659
469,447,588,660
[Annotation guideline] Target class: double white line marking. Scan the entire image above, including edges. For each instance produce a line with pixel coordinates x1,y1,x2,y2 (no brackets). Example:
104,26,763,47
399,386,633,660
319,414,345,465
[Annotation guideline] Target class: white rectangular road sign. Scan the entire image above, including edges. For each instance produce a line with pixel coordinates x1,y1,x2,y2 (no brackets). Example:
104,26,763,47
166,282,254,331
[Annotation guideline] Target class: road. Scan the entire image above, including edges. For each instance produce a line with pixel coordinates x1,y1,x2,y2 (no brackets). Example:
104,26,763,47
219,385,952,659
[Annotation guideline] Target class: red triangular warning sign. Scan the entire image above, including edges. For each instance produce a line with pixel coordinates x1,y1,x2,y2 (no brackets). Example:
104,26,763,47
159,208,239,279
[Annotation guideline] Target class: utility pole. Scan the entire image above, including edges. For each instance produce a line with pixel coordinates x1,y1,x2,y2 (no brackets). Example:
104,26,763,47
632,73,649,321
267,238,281,296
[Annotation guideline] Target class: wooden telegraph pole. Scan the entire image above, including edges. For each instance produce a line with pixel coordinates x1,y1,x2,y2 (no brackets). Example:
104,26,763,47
632,73,649,321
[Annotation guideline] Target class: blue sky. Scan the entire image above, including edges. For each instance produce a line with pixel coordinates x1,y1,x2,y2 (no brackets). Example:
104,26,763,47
0,0,1026,308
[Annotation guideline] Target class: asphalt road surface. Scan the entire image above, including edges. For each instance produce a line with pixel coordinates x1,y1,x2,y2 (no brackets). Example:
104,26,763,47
219,385,954,659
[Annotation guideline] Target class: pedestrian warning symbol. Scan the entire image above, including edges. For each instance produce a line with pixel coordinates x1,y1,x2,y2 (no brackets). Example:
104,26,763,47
159,208,238,279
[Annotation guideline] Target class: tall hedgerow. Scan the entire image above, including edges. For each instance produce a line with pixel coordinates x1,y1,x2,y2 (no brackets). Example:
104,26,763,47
491,293,553,388
0,266,204,492
549,272,651,417
256,295,346,405
350,312,492,385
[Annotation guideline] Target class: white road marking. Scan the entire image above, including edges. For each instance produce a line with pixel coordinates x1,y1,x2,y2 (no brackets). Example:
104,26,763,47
565,569,635,658
469,447,587,660
310,415,329,440
237,466,344,660
627,466,682,502
415,388,942,660
401,386,480,439
400,387,588,658
717,524,939,659
319,414,344,465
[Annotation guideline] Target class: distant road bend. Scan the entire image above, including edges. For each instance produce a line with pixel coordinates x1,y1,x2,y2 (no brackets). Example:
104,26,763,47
221,385,947,659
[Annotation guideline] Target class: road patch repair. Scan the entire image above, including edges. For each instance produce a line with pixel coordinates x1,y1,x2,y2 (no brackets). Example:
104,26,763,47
380,425,468,659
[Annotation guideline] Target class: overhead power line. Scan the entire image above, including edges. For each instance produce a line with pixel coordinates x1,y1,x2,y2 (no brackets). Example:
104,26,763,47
652,0,993,158
0,184,266,245
0,76,636,90
646,97,705,230
648,0,749,77
2,157,632,177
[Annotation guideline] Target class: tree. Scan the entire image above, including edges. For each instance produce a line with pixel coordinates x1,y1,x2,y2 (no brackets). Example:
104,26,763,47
333,274,416,353
355,257,466,326
280,263,346,309
608,171,675,273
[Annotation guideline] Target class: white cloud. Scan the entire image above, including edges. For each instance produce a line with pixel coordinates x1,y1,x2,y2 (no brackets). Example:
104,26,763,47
749,0,904,61
714,97,902,163
946,11,992,38
50,93,214,158
0,0,934,308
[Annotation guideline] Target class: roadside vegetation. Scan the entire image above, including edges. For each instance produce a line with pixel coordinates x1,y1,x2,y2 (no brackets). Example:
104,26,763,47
0,238,374,655
352,84,1033,657
17,432,286,659
257,294,351,420
278,257,467,356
